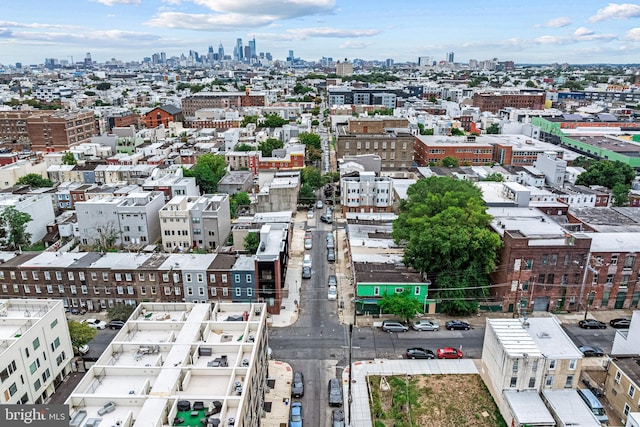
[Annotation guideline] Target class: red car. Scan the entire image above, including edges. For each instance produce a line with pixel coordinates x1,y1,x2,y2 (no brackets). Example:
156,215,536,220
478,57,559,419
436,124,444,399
437,347,463,359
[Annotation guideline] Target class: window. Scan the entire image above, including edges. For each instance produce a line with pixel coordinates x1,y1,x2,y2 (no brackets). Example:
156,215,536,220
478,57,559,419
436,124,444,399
545,375,554,387
222,274,228,283
127,286,134,295
47,285,53,294
115,273,122,281
629,385,636,398
565,375,574,388
211,288,217,297
569,359,576,370
510,377,517,387
8,382,17,396
245,274,252,283
532,360,538,372
32,338,40,350
234,274,240,283
32,271,39,280
187,287,193,296
29,362,38,374
222,288,228,297
528,377,536,388
247,288,253,297
68,272,74,280
33,378,41,391
624,403,630,416
394,287,404,294
235,288,242,297
102,273,109,281
512,360,519,372
414,286,420,295
209,274,216,283
51,337,60,351
91,272,97,281
374,287,380,296
50,319,58,329
197,273,204,283
164,287,171,295
548,359,556,370
615,371,622,384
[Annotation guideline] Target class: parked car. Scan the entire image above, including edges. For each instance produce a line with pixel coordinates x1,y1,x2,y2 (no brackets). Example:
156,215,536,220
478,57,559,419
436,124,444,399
289,402,303,427
108,320,125,330
328,378,343,406
331,409,345,427
307,209,314,219
291,372,304,397
83,319,107,330
412,319,440,331
328,275,337,287
609,318,631,328
578,345,605,357
405,347,435,359
328,285,337,300
302,266,311,279
326,232,334,242
316,200,323,209
381,320,409,333
445,320,470,330
304,238,312,250
327,249,335,263
303,254,312,269
326,239,335,250
320,214,332,224
77,344,90,355
437,347,464,359
579,319,607,329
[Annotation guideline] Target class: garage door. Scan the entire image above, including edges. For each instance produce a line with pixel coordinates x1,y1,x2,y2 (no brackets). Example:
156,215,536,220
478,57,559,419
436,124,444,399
533,296,550,311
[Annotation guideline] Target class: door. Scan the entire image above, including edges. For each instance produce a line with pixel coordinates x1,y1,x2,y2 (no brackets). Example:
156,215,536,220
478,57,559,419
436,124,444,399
533,296,550,311
614,291,627,309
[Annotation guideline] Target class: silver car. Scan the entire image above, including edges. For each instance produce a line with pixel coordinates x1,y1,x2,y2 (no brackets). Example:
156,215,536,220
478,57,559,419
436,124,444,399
412,320,440,331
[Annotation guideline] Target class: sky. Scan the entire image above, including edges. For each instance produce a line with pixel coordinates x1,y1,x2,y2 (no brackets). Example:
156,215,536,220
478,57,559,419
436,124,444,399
2,0,640,65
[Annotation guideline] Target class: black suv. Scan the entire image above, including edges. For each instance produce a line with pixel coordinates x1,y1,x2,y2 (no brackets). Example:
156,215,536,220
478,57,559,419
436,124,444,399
108,320,126,330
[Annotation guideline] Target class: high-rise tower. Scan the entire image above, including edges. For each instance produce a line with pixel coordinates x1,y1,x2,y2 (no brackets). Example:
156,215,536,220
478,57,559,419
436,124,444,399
218,42,224,59
235,38,243,61
249,37,256,59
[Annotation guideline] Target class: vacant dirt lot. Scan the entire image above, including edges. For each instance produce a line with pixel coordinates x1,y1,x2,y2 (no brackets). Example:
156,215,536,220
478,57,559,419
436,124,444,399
368,374,506,427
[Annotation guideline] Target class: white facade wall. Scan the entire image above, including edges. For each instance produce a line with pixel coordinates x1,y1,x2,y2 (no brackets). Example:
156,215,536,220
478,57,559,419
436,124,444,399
75,197,121,247
0,299,74,404
0,194,55,245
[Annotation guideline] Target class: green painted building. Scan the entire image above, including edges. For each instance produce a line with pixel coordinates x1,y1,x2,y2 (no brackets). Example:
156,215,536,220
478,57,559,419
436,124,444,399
355,281,433,315
532,117,640,168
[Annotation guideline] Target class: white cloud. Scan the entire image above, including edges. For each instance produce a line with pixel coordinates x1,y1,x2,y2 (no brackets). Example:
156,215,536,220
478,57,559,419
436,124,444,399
339,41,373,49
191,0,335,18
589,3,640,22
146,12,275,30
0,20,83,30
255,27,380,41
574,27,594,37
92,0,141,5
162,0,181,4
535,35,567,45
626,27,640,41
540,17,571,28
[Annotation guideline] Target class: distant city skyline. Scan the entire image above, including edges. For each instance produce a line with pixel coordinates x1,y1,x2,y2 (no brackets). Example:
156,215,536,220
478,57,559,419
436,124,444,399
2,1,640,65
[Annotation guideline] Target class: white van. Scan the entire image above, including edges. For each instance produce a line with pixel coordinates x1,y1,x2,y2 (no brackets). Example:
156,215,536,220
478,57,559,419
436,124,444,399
303,254,312,269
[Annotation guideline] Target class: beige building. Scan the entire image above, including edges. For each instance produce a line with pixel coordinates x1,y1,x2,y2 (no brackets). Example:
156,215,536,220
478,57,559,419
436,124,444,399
159,195,196,252
0,160,48,189
604,358,640,424
335,60,353,76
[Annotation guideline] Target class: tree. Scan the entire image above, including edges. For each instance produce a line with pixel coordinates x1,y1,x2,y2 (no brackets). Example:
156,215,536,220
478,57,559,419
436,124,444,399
244,232,260,254
450,127,465,136
486,123,500,134
258,138,284,157
68,320,97,351
525,80,536,88
235,143,254,152
241,115,258,127
298,183,315,206
261,114,288,128
572,156,594,168
612,183,630,207
301,166,324,189
95,82,111,91
392,177,502,315
440,156,459,168
299,132,321,150
182,153,227,194
62,151,77,165
93,221,119,252
575,160,635,190
378,290,423,322
483,172,504,182
230,192,251,217
0,206,32,250
16,173,53,188
108,304,136,321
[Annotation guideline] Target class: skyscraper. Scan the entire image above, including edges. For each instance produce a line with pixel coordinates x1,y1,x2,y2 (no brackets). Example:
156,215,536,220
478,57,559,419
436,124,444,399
287,50,294,62
235,38,243,61
249,37,256,59
447,52,455,63
218,42,224,59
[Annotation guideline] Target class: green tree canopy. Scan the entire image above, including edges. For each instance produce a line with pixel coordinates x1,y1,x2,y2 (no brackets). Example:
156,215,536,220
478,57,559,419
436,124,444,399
261,114,288,128
301,166,324,189
483,172,504,182
230,192,251,217
450,127,465,136
612,182,630,207
68,320,97,350
392,177,502,315
575,160,635,190
440,156,459,168
244,232,260,254
107,304,136,322
62,151,77,165
182,153,227,194
258,138,284,157
0,206,33,250
95,82,111,91
16,173,54,188
299,132,321,150
241,115,258,127
378,290,423,322
235,143,254,152
486,123,500,134
298,183,315,206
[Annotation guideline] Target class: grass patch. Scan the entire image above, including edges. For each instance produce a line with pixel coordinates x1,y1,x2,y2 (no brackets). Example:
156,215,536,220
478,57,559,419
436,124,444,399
368,374,507,427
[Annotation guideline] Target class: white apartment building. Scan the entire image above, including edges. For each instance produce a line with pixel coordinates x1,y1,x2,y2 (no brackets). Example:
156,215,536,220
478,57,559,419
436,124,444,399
0,299,74,404
0,194,56,245
66,301,269,427
76,191,165,248
340,171,394,214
